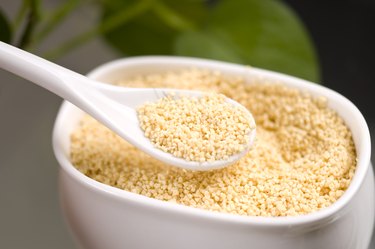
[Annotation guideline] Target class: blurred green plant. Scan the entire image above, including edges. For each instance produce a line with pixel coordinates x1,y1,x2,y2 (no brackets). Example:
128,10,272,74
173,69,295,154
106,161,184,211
0,8,11,43
0,0,320,81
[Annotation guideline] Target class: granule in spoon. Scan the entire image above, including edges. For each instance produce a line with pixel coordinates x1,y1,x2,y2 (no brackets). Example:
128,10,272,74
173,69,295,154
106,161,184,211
137,93,256,162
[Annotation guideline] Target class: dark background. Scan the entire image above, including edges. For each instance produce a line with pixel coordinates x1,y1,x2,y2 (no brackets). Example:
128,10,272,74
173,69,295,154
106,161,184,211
285,0,375,123
284,0,375,247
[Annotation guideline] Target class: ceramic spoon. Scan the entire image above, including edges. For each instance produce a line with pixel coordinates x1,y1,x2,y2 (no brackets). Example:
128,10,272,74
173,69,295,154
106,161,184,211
0,42,256,171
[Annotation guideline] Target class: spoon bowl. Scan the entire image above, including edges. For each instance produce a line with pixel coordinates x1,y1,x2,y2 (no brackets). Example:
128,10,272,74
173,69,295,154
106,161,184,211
93,84,256,170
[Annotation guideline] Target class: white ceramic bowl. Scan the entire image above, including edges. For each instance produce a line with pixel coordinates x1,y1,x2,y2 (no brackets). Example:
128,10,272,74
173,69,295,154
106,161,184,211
53,57,374,249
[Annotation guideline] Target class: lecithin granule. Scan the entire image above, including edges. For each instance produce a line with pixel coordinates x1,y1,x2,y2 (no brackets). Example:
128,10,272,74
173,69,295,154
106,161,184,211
137,93,256,162
70,69,356,217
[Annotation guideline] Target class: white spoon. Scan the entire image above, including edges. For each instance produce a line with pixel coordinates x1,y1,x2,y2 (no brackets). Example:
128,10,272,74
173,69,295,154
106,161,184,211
0,42,256,171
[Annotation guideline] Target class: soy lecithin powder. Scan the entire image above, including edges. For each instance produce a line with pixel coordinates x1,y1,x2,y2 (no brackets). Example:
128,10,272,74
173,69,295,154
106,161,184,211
70,69,356,217
137,93,255,162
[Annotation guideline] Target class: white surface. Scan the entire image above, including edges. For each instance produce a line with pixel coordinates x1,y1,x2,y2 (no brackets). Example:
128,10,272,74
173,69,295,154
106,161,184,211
54,57,374,249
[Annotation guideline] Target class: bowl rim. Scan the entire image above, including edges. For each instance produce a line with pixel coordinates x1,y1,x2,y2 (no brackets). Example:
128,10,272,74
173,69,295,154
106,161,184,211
53,56,371,227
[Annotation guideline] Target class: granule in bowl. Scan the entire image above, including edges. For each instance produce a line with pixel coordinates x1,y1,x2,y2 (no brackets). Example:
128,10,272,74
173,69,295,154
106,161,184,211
137,93,256,162
70,69,356,217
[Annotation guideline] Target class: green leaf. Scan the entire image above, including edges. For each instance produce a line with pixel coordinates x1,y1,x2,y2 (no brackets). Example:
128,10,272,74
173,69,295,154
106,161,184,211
44,0,153,60
0,9,12,43
31,0,81,47
176,0,320,82
18,0,42,49
101,0,207,55
175,31,244,63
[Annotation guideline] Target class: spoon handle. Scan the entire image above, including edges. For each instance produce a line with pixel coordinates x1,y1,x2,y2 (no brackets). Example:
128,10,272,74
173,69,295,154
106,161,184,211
0,41,91,99
0,41,138,126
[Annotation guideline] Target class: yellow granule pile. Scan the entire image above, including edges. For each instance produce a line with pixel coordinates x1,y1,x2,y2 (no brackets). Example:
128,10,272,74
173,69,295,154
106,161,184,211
137,93,255,162
70,69,356,217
